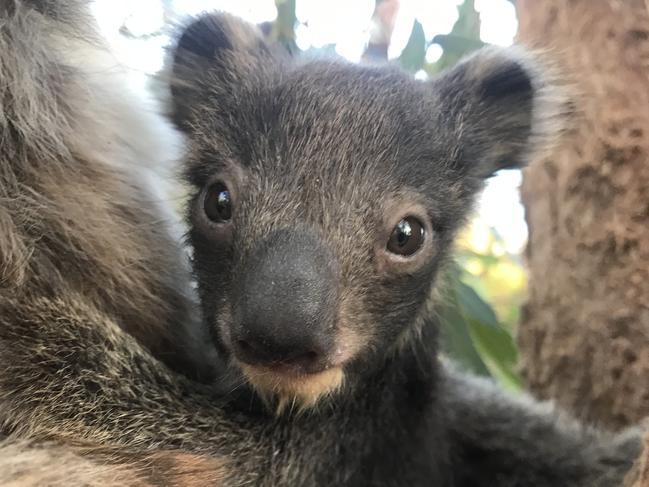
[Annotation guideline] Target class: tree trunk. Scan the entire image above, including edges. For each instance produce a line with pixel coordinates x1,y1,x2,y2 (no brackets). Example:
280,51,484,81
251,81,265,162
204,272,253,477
516,0,649,429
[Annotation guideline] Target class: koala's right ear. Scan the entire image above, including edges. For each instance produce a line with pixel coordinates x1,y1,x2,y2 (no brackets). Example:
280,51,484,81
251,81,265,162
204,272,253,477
428,46,567,179
170,13,276,131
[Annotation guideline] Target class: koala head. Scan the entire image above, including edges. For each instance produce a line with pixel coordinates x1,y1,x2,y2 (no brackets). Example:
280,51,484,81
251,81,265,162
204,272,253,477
170,13,562,411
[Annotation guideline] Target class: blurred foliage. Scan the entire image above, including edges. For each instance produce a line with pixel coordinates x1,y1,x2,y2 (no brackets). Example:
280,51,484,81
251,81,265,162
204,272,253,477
439,224,526,391
272,0,298,53
398,19,426,71
429,0,484,73
399,0,484,75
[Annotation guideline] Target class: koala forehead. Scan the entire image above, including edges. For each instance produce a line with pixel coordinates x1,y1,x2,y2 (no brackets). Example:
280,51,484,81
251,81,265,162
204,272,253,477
185,60,459,197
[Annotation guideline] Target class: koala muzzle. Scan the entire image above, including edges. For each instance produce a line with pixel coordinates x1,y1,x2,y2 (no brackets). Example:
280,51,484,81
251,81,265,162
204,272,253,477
232,228,338,375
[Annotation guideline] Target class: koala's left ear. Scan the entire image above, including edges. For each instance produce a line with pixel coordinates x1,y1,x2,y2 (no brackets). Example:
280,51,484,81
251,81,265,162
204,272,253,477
430,46,566,179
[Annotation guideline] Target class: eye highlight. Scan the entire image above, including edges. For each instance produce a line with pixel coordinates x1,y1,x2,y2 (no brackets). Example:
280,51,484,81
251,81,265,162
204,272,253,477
204,182,232,222
386,216,425,256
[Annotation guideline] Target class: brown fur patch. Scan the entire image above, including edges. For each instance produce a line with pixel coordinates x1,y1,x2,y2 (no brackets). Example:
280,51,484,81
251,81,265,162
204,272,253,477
143,451,228,486
0,440,229,487
627,432,649,487
335,292,373,362
241,364,344,414
0,440,149,487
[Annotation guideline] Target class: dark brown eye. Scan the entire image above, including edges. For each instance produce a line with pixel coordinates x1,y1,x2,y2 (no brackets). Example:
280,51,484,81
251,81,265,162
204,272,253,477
386,216,425,256
204,182,232,222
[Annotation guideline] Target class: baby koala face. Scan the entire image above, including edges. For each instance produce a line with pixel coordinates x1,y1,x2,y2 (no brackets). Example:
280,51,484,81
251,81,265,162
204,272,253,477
171,13,561,410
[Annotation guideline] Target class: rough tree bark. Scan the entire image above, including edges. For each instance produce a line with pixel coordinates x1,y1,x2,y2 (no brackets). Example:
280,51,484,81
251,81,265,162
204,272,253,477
516,0,649,430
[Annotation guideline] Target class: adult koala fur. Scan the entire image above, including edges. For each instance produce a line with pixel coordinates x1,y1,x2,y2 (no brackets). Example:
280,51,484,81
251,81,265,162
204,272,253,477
0,3,641,486
0,0,216,373
0,0,220,482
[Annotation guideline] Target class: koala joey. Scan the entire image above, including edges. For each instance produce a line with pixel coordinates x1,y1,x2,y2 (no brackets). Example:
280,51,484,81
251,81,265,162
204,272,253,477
0,4,641,486
166,12,643,487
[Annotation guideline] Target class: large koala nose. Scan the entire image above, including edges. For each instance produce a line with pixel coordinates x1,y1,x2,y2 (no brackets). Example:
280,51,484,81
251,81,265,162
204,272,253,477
231,228,339,374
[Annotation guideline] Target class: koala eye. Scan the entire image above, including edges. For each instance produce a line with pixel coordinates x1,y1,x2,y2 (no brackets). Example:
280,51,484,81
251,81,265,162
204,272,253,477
386,216,425,256
203,182,232,222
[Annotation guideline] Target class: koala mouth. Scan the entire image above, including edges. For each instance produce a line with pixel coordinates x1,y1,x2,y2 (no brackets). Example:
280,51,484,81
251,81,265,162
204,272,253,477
239,363,345,414
228,327,365,413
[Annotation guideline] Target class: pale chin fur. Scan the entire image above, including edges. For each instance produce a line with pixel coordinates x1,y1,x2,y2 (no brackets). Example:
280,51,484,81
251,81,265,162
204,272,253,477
241,364,345,416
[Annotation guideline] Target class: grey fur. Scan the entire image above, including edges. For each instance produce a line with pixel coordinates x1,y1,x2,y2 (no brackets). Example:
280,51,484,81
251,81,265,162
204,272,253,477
0,4,641,486
0,0,217,374
167,11,640,486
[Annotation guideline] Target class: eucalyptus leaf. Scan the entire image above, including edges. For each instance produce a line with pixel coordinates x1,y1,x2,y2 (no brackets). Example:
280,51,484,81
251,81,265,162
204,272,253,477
438,293,491,377
427,0,483,74
466,316,522,391
455,280,499,328
398,20,426,72
439,266,523,391
432,34,484,55
273,0,298,53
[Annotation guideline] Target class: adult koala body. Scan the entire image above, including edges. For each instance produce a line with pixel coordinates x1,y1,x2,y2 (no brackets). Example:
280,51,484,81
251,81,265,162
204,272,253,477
0,4,641,486
0,0,216,373
0,0,220,475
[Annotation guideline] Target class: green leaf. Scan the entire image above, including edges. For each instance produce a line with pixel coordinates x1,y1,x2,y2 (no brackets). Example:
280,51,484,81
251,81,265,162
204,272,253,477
437,267,523,392
432,34,485,56
426,0,484,74
273,0,298,53
437,266,490,376
398,20,426,72
455,279,499,328
455,280,522,391
438,292,491,377
466,316,522,391
451,0,481,41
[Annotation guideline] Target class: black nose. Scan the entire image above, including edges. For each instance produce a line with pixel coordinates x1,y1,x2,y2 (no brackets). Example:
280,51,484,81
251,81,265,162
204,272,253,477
232,228,338,374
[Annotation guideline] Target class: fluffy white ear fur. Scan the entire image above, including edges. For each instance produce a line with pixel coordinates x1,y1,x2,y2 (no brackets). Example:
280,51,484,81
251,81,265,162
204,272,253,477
495,46,569,168
54,13,187,241
431,45,569,178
